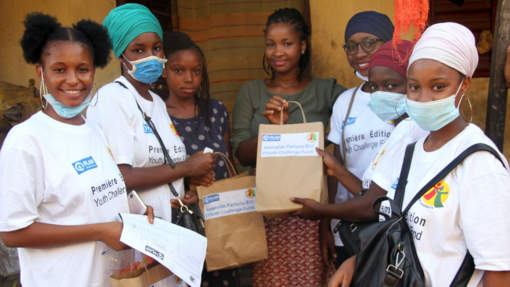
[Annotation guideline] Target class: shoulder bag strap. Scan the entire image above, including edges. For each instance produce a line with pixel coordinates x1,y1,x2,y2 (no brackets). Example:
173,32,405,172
341,86,359,167
115,81,180,198
402,143,504,215
393,142,417,212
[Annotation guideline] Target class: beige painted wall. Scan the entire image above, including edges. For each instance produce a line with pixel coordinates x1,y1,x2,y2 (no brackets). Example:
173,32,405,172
0,0,119,90
309,0,510,159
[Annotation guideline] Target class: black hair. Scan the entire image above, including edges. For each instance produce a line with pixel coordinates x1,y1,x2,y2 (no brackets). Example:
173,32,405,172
20,12,112,68
263,8,311,81
163,31,212,130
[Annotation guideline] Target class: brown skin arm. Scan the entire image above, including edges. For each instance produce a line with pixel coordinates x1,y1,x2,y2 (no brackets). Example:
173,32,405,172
290,181,386,222
118,152,217,191
235,137,258,167
484,271,510,287
328,255,356,287
325,145,363,196
1,206,155,251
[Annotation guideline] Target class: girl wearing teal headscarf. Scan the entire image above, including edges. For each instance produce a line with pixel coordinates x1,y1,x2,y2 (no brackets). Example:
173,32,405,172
87,6,216,285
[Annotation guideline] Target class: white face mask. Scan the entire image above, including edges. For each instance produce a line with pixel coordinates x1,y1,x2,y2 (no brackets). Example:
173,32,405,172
406,80,465,131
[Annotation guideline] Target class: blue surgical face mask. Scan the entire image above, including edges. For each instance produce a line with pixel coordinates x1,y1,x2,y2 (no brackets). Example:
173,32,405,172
43,91,92,119
122,54,167,84
406,81,464,131
366,91,407,121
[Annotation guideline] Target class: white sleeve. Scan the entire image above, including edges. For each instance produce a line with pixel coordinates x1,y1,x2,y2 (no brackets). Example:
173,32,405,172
0,148,44,231
458,155,510,271
87,94,137,166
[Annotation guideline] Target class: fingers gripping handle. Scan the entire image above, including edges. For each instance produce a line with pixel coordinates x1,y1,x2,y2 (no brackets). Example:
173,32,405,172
280,100,307,125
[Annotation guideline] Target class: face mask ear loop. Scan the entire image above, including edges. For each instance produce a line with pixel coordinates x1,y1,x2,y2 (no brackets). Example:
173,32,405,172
39,71,48,110
396,94,410,121
454,77,465,111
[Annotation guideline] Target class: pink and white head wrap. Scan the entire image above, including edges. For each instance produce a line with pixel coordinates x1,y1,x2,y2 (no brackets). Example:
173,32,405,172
408,22,478,77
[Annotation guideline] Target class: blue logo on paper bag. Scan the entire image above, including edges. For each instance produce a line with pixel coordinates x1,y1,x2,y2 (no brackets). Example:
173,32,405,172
143,124,154,134
204,194,220,204
72,156,98,175
262,134,281,141
341,117,357,129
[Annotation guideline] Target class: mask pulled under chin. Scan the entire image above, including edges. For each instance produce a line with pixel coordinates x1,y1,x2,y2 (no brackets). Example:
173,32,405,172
356,71,369,82
43,92,92,119
123,54,167,84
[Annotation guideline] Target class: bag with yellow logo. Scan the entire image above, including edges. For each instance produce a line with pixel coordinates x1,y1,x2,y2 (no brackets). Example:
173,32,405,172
197,154,268,271
255,101,327,218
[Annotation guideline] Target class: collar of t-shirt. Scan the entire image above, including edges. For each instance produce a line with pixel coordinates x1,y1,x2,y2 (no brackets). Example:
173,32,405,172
356,71,369,82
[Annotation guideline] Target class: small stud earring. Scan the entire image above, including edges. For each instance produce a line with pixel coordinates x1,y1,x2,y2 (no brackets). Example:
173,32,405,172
302,50,305,55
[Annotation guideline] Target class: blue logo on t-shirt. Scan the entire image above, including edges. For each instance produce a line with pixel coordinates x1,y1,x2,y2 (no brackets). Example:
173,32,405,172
204,194,219,204
262,134,281,141
341,117,356,129
143,124,154,134
72,156,98,175
391,177,408,189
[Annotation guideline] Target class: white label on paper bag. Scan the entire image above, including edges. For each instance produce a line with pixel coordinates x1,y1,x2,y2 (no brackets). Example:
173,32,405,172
203,188,256,220
260,132,320,157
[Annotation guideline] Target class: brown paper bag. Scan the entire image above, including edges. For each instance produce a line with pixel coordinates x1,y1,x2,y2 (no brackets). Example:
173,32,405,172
255,101,326,218
197,156,268,271
110,257,172,287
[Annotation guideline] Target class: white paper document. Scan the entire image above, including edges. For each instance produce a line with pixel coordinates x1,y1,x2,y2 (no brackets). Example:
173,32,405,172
260,132,320,157
119,213,207,287
203,187,256,220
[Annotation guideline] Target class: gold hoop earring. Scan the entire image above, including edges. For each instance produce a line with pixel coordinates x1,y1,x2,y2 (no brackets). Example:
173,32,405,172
395,94,409,121
461,96,473,123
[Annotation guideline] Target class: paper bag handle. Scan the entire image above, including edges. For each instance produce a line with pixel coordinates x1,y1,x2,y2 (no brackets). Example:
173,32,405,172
214,152,238,178
280,100,306,125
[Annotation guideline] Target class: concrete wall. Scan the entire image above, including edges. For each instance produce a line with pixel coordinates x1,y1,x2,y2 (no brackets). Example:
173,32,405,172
309,0,510,160
0,0,119,90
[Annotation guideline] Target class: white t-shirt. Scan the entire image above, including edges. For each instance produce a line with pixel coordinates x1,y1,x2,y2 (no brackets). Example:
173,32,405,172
87,76,186,222
365,120,429,190
328,84,394,246
376,124,510,286
0,112,130,287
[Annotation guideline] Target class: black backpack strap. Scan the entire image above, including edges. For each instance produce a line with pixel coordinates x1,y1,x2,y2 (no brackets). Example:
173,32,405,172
403,143,504,215
393,142,417,212
114,81,180,198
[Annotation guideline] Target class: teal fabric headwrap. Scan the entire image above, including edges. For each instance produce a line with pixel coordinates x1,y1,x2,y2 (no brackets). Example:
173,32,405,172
103,4,164,58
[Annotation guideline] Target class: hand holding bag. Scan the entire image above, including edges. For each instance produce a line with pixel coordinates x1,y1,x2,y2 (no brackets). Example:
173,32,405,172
255,101,326,218
197,153,268,271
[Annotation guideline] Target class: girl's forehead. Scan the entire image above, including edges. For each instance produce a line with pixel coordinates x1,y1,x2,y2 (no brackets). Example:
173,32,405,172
408,59,459,78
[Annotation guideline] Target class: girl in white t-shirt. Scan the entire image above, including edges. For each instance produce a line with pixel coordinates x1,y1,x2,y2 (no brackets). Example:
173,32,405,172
329,23,510,287
87,4,217,224
0,14,154,287
321,11,397,266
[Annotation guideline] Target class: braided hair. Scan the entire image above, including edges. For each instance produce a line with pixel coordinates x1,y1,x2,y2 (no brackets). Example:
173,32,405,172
263,8,311,81
20,12,112,68
163,32,212,130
